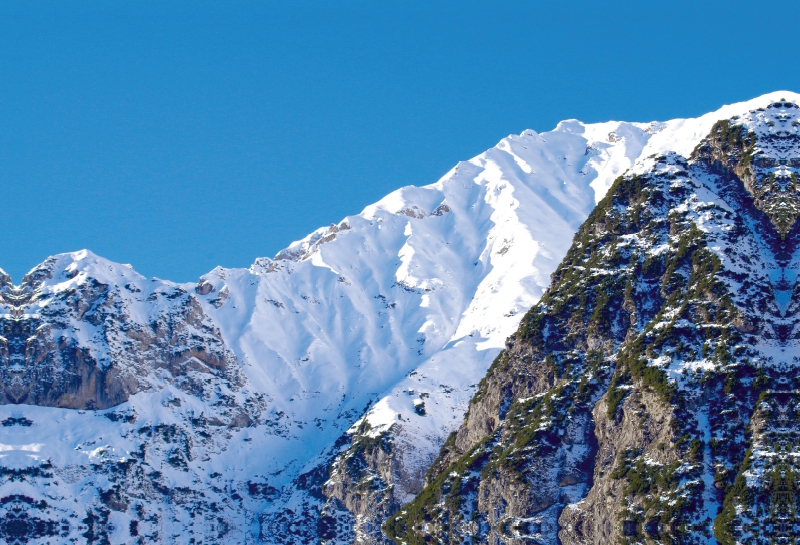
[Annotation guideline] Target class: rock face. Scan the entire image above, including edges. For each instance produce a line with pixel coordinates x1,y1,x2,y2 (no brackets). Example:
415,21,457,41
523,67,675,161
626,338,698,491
0,253,267,544
0,253,239,409
386,100,800,544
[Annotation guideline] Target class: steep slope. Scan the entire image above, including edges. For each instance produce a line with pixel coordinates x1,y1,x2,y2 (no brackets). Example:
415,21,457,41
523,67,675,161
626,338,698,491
1,92,798,544
386,99,800,544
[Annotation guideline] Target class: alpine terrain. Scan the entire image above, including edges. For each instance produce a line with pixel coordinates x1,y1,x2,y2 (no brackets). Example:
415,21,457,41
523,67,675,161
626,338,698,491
0,91,796,544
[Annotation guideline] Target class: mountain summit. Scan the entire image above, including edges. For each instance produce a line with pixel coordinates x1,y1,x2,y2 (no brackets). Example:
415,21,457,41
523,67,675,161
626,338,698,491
1,92,797,544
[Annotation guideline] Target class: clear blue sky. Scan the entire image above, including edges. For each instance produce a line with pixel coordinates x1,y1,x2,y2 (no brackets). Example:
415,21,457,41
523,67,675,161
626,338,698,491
3,0,798,282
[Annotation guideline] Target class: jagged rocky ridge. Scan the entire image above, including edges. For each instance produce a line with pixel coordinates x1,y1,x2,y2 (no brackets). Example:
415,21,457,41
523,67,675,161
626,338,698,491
0,254,269,544
0,255,240,409
386,100,800,544
1,92,797,545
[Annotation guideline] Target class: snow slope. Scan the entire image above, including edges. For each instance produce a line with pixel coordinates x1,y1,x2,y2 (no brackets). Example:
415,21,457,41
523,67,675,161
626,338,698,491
3,91,798,543
195,120,656,491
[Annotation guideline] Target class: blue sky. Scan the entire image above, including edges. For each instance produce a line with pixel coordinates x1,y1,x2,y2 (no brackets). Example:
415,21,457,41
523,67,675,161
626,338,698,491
3,0,799,281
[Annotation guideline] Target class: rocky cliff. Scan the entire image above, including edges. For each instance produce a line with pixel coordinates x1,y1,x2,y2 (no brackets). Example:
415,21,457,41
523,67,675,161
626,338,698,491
0,253,269,544
0,253,240,409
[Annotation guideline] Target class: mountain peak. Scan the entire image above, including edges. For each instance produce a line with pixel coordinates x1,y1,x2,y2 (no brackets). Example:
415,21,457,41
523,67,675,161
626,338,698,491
693,98,800,238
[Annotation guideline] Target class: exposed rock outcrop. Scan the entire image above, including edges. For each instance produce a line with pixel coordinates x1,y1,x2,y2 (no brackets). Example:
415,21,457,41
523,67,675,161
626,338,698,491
0,253,241,409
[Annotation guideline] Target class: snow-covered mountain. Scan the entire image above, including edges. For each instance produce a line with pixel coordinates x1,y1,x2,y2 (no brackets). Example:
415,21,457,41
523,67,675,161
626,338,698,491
386,95,800,545
1,91,797,544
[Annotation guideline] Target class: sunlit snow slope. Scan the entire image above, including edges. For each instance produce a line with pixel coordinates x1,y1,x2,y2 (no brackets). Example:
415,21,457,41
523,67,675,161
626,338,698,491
196,120,654,486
